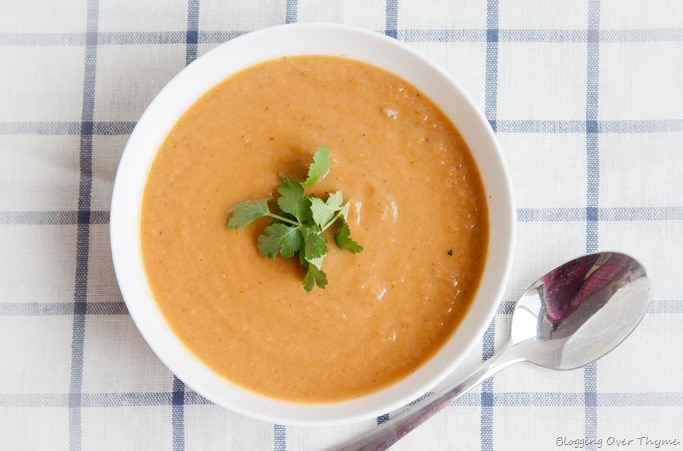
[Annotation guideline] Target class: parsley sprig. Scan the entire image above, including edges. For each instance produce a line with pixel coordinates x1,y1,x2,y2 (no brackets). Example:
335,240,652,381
226,146,363,291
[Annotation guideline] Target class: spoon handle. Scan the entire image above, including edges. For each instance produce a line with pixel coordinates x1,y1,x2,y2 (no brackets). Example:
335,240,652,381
333,345,520,451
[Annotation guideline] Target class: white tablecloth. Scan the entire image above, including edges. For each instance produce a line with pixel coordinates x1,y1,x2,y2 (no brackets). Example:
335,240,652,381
1,1,682,450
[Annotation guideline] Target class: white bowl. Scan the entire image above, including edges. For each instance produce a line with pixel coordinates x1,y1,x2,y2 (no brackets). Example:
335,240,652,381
110,23,515,426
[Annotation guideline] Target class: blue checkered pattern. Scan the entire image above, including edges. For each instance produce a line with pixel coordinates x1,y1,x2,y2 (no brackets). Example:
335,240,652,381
1,1,682,450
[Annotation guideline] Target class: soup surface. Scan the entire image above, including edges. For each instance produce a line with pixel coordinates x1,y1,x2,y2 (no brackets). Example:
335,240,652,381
141,55,488,402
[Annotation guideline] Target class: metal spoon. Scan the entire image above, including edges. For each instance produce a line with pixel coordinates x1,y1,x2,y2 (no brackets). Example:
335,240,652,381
335,251,651,451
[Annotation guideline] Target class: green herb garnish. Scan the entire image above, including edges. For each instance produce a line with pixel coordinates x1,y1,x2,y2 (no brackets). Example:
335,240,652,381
226,146,363,291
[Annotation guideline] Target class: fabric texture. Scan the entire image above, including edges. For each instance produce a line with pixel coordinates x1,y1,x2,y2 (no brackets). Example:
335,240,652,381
1,1,682,450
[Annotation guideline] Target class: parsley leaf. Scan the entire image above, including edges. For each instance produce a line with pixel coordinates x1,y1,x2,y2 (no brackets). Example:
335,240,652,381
303,145,329,186
276,178,308,222
301,226,327,262
303,265,328,292
335,219,364,253
226,199,271,229
226,146,362,291
310,191,345,230
257,223,302,259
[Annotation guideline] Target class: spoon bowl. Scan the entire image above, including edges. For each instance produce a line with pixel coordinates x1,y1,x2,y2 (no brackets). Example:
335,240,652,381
336,251,651,450
508,252,650,370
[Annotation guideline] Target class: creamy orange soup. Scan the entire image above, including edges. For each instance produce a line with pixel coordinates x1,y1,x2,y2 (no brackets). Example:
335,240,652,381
141,55,488,402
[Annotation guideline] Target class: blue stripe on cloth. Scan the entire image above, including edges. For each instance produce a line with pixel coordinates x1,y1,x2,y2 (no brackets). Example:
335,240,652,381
496,119,683,133
186,0,200,66
0,210,110,225
597,119,683,133
585,19,600,255
169,5,200,448
0,121,136,135
497,299,683,315
1,297,679,317
2,119,683,136
500,29,587,42
286,0,298,24
482,2,498,448
0,33,86,46
485,0,499,133
600,28,683,42
2,28,683,46
480,320,496,451
385,0,398,39
172,376,186,451
517,207,587,222
0,302,128,316
3,390,683,408
274,424,287,451
584,1,601,448
196,30,247,43
517,206,683,222
399,29,486,42
467,391,683,407
397,27,683,43
2,206,682,227
99,31,186,45
69,1,99,449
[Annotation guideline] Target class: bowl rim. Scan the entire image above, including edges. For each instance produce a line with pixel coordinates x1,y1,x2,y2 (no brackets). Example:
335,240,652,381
110,22,516,426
